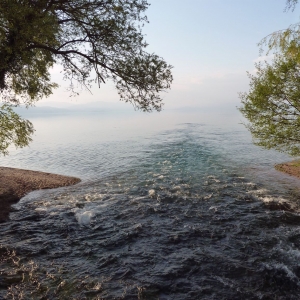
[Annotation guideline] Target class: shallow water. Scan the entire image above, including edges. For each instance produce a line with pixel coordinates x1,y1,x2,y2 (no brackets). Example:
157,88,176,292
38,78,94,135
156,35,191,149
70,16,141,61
1,111,300,299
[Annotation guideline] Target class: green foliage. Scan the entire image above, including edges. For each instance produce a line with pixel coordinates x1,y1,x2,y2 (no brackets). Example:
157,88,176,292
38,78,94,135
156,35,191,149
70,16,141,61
240,55,300,155
0,0,173,154
240,0,300,156
0,0,59,105
259,0,300,58
0,105,34,155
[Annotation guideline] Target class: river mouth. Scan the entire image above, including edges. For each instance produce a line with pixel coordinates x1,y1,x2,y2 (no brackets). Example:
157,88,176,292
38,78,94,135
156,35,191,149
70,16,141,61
1,114,300,299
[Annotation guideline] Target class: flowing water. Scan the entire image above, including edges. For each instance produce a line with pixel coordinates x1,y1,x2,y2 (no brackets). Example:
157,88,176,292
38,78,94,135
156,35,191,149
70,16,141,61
1,110,300,299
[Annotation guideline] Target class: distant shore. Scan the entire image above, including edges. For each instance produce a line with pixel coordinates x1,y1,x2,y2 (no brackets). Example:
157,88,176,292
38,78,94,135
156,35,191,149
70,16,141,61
0,167,81,223
275,160,300,179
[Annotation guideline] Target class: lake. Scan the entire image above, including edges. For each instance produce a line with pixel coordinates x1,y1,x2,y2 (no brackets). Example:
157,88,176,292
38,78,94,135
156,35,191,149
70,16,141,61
1,109,300,299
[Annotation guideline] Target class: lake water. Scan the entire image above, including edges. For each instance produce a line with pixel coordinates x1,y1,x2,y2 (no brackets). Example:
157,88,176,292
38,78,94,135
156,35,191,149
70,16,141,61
1,109,300,299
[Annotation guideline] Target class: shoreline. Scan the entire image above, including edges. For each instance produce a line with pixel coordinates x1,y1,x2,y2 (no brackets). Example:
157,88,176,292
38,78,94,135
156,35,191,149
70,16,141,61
0,167,81,223
275,160,300,179
1,160,298,223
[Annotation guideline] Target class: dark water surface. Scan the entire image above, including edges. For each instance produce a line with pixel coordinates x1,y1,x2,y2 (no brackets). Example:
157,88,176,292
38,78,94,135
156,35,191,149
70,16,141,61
1,111,300,299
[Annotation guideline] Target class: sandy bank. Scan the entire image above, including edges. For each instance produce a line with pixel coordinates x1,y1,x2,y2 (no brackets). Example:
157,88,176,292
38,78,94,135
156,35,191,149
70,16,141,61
0,167,80,223
275,160,300,179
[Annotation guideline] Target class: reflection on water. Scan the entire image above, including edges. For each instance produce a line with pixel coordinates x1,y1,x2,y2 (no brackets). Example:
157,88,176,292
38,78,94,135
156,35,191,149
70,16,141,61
1,110,300,299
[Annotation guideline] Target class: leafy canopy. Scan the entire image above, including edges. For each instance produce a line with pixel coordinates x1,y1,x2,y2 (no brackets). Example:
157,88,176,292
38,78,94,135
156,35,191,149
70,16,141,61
239,0,300,155
240,56,300,155
0,0,173,155
0,105,34,156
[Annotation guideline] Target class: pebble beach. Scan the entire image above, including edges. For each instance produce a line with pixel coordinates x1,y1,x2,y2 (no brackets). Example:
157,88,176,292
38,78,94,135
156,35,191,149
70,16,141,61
0,167,80,222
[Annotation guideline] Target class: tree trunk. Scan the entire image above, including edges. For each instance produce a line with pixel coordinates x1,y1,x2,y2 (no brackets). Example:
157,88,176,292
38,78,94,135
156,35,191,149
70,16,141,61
0,69,6,90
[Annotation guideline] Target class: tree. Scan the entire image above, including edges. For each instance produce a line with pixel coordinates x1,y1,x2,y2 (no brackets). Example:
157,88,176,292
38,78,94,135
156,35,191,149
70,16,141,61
240,55,300,155
0,105,34,155
239,0,300,155
0,0,173,155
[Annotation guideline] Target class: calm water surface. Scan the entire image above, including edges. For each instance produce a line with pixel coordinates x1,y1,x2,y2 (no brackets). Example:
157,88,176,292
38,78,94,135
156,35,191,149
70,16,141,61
1,110,300,299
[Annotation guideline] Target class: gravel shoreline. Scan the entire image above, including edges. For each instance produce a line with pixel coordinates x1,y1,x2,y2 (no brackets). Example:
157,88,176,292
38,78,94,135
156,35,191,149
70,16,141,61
275,160,300,179
0,167,81,223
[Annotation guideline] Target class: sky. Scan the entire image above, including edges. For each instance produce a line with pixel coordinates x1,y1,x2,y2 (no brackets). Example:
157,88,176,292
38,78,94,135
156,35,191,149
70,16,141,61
43,0,300,111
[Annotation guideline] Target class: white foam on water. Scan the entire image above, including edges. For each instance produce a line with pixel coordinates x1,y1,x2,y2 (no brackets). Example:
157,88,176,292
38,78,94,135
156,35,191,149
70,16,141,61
279,247,300,260
172,186,181,191
250,188,268,195
213,276,235,288
34,204,67,215
40,201,53,207
90,201,111,210
71,197,117,226
209,206,218,212
260,196,274,203
84,193,106,202
246,188,273,202
130,196,149,204
148,189,156,197
133,223,142,230
204,194,213,200
264,263,298,281
259,195,294,209
181,184,190,188
73,209,95,226
205,175,220,183
34,207,47,212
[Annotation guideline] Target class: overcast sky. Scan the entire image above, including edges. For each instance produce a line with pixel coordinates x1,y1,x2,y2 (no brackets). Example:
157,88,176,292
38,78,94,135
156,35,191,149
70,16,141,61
44,0,300,110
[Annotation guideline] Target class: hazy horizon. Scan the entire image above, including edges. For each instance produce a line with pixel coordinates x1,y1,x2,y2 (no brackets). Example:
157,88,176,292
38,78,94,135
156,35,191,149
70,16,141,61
40,0,300,112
